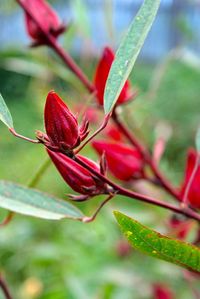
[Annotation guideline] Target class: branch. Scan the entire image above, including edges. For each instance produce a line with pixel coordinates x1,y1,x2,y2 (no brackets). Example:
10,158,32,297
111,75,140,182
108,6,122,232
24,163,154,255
112,111,181,201
74,156,200,222
16,0,198,222
16,0,95,93
0,276,12,299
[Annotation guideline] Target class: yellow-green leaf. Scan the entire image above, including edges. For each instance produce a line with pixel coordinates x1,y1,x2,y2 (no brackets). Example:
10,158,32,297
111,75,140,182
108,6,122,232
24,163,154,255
114,211,200,272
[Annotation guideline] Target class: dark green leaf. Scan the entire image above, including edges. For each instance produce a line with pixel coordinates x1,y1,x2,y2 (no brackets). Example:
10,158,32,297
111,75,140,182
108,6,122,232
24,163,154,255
0,181,83,220
0,94,13,128
104,0,160,113
114,211,200,272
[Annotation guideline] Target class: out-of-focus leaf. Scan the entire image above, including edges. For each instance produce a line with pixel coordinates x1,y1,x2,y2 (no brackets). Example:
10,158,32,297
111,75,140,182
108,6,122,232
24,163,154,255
0,54,81,90
104,0,160,113
0,94,13,128
0,181,83,220
195,127,200,152
114,211,200,272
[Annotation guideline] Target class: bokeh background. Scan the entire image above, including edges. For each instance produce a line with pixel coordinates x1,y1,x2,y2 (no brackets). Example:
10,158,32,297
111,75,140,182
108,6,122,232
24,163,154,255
0,0,200,298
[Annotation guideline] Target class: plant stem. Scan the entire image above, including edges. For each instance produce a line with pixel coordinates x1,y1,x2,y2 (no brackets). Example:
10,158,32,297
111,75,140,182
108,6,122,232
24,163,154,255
0,212,14,227
75,113,111,154
51,42,95,93
16,0,199,222
28,157,51,188
16,0,94,93
0,276,12,299
9,128,39,144
74,156,200,222
112,111,181,201
82,193,115,223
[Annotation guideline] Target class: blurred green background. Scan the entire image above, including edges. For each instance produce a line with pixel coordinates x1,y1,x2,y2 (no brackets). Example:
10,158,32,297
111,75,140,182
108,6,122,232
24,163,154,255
0,1,200,298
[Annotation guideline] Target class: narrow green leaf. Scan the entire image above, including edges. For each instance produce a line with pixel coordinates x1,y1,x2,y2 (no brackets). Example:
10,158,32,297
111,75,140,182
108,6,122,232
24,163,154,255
195,127,200,152
0,94,13,128
0,181,83,220
114,211,200,272
104,0,160,113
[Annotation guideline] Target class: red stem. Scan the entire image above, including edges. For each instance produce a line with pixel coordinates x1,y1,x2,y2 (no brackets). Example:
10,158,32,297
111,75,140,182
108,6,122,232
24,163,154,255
16,0,94,93
0,276,12,299
0,212,14,227
112,111,181,201
75,113,111,154
82,193,115,223
16,0,198,221
74,156,200,222
9,128,39,144
51,42,95,93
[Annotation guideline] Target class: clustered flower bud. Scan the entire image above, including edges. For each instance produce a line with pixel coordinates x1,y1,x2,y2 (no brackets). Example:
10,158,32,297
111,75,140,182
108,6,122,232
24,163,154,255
92,140,144,181
153,284,174,299
37,91,89,154
168,215,193,240
94,47,137,107
21,0,66,46
180,148,200,209
47,149,106,197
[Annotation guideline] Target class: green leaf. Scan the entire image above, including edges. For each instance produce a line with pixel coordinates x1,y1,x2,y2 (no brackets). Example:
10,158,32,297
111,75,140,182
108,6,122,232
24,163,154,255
0,94,13,128
195,127,200,152
0,181,83,220
114,211,200,273
104,0,160,113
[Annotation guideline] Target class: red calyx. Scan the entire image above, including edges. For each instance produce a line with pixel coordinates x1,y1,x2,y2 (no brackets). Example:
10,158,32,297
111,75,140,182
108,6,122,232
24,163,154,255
47,149,105,196
43,91,89,153
180,148,200,209
94,46,136,107
20,0,66,46
92,140,144,181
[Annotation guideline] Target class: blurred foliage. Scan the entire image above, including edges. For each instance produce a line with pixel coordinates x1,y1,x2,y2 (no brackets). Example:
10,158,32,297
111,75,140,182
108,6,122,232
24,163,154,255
0,47,199,298
0,1,200,298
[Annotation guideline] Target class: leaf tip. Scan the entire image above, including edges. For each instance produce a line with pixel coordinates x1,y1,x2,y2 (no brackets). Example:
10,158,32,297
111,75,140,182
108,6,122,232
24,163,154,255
113,210,126,224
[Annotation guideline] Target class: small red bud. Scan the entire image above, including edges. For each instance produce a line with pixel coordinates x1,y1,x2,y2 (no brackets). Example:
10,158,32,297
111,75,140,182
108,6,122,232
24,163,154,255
44,91,88,152
92,140,144,181
180,148,200,209
169,215,193,240
94,47,136,107
116,239,132,258
47,149,105,196
20,0,66,45
153,284,174,299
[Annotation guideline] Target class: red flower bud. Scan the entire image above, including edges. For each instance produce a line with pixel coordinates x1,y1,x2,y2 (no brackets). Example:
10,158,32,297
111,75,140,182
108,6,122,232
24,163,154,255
44,91,89,152
94,47,136,107
20,0,66,45
180,148,200,208
115,239,132,258
92,140,144,181
104,124,125,142
153,284,174,299
47,149,105,196
169,215,193,240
